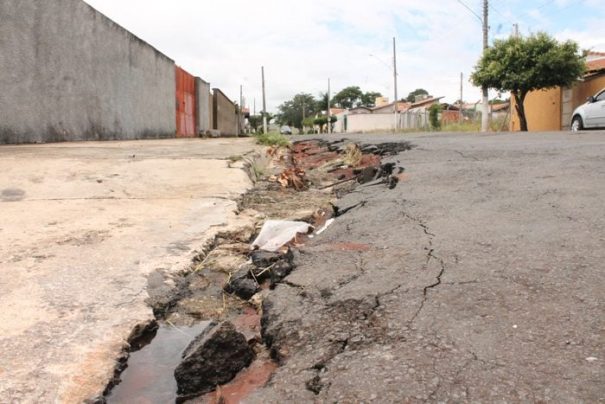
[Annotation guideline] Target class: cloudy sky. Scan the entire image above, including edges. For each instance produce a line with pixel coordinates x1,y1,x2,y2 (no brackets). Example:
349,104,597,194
85,0,604,112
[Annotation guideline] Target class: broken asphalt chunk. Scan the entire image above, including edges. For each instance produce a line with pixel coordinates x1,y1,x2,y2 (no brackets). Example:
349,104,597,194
250,250,290,267
174,321,254,399
224,272,260,300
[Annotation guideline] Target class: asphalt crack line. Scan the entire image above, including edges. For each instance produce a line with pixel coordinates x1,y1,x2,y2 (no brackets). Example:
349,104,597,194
304,282,406,395
399,211,449,324
424,251,446,292
453,150,480,161
281,280,305,290
409,251,447,324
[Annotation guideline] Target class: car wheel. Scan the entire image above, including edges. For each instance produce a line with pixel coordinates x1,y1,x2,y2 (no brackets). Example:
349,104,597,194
571,116,583,132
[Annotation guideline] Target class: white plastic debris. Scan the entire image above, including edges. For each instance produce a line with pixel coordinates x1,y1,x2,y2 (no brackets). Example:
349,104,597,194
251,220,313,252
315,218,335,236
585,357,598,362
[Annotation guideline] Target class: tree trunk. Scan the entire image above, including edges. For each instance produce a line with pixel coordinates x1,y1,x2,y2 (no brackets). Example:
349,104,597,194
513,91,528,132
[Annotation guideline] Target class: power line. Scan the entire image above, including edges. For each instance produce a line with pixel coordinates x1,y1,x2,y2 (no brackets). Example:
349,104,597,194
487,0,585,39
536,0,585,17
489,3,514,26
536,0,557,10
455,0,483,23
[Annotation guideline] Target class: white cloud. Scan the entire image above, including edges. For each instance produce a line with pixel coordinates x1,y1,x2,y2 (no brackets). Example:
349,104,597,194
83,0,602,111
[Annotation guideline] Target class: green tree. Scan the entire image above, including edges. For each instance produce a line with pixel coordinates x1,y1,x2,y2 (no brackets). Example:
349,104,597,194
313,116,337,133
429,104,442,130
361,91,383,107
302,116,315,129
406,88,429,103
333,86,363,108
250,112,273,133
316,92,336,112
471,32,585,131
248,115,262,132
277,93,319,130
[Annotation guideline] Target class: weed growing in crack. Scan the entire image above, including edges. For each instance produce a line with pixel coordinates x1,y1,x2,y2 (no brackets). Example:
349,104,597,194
254,132,290,147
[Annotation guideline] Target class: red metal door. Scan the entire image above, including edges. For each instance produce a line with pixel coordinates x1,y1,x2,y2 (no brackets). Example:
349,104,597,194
175,66,196,137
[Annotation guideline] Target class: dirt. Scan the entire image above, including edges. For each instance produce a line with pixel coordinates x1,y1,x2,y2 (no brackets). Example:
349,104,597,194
198,358,278,404
101,138,412,403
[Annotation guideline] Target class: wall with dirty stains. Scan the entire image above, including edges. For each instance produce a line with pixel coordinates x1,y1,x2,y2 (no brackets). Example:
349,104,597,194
196,78,212,135
212,89,238,136
0,0,176,144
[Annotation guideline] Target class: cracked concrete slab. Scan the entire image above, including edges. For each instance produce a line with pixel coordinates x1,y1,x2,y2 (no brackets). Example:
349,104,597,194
0,138,259,402
250,131,605,403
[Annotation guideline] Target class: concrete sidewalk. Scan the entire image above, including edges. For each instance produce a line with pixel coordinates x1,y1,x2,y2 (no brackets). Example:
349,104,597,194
0,138,259,402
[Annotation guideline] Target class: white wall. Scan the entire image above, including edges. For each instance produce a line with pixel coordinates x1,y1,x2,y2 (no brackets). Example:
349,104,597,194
0,0,176,144
341,111,429,133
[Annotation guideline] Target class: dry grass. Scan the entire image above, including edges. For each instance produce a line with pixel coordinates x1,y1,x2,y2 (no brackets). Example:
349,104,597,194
343,143,362,166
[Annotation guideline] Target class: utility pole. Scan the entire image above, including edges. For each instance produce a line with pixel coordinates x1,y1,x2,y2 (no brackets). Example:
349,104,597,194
261,66,267,134
253,98,256,116
393,37,399,131
460,72,464,123
238,84,243,137
302,98,306,131
481,0,489,132
327,78,332,134
513,23,519,38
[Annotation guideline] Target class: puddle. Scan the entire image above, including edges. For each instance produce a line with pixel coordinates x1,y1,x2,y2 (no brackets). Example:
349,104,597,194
106,322,211,404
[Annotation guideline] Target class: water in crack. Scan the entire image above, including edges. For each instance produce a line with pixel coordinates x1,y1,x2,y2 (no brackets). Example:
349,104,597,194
106,321,211,404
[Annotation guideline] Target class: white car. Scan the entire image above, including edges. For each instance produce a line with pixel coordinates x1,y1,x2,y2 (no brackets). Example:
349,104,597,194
571,88,605,131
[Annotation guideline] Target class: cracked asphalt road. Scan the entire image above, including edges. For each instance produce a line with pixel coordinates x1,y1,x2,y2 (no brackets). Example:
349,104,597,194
249,131,604,402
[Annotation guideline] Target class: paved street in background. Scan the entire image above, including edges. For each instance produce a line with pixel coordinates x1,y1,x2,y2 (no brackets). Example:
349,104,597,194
0,138,258,402
250,131,605,402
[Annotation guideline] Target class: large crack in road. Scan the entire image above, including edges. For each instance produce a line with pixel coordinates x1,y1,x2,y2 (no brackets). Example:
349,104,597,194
247,132,605,403
96,137,413,403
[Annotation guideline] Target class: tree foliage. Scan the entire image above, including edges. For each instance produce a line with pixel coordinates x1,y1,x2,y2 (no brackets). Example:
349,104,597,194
332,86,363,109
406,88,429,103
313,116,337,125
277,86,382,131
471,32,585,131
249,112,273,133
429,104,442,130
302,116,316,128
276,93,318,130
316,92,335,112
248,115,262,132
360,91,383,107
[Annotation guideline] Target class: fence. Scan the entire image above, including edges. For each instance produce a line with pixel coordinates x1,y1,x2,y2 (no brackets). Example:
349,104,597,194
398,110,429,130
175,66,197,137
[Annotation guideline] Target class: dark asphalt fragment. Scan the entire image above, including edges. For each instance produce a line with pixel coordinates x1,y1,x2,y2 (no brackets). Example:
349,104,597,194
223,274,259,300
174,321,254,400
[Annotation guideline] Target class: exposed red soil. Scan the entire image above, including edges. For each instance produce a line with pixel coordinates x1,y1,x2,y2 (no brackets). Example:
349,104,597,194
323,242,372,252
201,360,278,404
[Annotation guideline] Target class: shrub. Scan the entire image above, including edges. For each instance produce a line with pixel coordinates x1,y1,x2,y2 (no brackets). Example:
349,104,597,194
254,132,290,147
429,104,442,130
